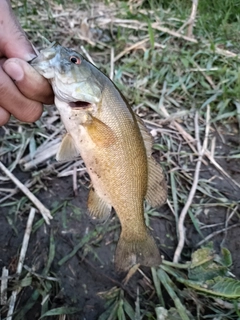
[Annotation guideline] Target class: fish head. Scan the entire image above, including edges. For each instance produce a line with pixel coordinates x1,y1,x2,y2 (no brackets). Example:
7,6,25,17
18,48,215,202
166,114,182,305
31,45,102,106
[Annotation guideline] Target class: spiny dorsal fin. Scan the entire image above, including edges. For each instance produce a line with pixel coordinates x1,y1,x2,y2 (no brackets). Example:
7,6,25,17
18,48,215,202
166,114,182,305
135,114,153,157
88,188,112,221
145,156,167,208
56,133,79,161
84,116,116,148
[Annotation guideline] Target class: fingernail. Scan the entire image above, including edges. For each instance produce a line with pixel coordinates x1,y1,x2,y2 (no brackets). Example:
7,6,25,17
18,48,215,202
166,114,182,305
25,53,37,62
4,61,24,81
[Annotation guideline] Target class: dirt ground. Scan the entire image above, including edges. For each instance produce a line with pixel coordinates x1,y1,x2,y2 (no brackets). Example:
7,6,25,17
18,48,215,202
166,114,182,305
0,124,240,319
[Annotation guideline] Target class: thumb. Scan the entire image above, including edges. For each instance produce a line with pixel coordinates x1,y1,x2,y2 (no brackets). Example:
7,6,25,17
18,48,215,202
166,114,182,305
3,58,54,104
0,0,36,61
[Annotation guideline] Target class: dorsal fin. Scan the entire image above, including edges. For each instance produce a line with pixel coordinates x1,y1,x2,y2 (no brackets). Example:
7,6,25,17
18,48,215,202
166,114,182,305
135,114,153,157
145,156,167,207
135,114,167,207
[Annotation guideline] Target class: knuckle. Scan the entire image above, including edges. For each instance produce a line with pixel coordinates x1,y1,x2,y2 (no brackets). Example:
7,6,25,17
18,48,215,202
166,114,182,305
18,102,43,122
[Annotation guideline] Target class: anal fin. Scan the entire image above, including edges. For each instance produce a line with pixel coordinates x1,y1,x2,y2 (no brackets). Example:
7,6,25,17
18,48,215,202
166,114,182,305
56,133,79,161
145,157,167,208
88,188,112,221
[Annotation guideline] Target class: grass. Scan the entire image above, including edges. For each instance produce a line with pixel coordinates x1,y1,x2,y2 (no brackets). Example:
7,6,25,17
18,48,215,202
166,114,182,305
0,0,240,319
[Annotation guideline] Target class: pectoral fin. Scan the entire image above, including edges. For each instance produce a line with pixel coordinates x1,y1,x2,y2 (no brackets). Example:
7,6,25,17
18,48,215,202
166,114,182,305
88,188,112,221
84,116,116,148
56,133,79,161
145,157,167,207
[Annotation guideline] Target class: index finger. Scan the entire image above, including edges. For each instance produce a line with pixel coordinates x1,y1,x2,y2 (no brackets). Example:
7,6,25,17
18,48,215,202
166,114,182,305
0,0,36,61
0,66,43,123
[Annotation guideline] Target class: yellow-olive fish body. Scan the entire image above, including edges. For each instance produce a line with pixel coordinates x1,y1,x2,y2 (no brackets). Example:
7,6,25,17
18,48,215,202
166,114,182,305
31,45,167,271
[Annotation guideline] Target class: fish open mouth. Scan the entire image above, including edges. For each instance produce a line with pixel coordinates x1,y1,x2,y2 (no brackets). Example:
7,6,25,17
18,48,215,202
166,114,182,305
69,101,91,109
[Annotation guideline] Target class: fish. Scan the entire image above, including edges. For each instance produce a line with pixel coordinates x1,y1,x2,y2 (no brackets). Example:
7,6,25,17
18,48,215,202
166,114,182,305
31,45,167,271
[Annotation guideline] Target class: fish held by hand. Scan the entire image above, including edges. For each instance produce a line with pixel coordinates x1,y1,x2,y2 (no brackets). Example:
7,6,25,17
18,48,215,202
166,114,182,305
31,45,167,272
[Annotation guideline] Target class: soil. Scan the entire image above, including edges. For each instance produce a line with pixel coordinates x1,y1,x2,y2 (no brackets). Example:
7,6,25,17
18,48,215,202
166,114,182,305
0,130,240,320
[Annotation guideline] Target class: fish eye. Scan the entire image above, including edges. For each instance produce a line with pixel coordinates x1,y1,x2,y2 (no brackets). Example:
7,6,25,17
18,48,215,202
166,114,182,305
70,56,81,64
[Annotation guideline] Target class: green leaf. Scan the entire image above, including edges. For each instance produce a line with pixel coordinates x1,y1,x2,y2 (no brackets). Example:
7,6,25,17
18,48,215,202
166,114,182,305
123,299,135,319
58,230,97,266
152,267,165,307
98,301,118,320
43,230,55,275
190,247,214,268
189,246,231,281
19,275,32,287
39,307,80,318
148,21,155,49
175,276,240,299
220,247,233,267
157,269,191,320
205,277,240,298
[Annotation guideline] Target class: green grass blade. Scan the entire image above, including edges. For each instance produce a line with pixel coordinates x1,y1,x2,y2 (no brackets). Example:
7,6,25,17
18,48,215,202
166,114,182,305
157,269,191,320
39,306,80,318
151,267,165,307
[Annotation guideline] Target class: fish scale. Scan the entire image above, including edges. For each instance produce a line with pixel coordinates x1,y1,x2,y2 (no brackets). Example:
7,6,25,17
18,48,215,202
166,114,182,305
31,45,167,271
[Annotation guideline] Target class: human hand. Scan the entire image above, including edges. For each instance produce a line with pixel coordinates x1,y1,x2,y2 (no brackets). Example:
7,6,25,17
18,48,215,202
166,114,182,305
0,0,54,126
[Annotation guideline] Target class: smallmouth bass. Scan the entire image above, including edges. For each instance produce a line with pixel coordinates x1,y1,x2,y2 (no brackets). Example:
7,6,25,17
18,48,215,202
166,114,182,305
31,45,167,271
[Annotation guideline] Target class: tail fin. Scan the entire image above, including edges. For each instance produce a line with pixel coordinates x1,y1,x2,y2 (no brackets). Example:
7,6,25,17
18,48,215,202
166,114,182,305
115,233,162,272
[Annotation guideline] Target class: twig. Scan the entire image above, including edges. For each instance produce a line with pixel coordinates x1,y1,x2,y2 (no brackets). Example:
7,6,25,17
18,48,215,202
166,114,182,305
187,0,198,38
173,106,210,263
215,47,238,58
159,82,240,189
19,140,60,171
197,223,240,247
151,22,198,43
192,60,217,90
0,179,36,205
226,205,239,225
1,267,9,305
210,136,216,158
57,167,86,177
122,264,140,286
6,208,36,320
214,298,240,309
73,164,78,196
96,16,239,59
80,45,96,65
114,38,149,62
221,205,239,247
176,0,198,38
0,162,52,224
205,148,240,188
158,81,207,166
110,47,114,80
23,265,59,282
